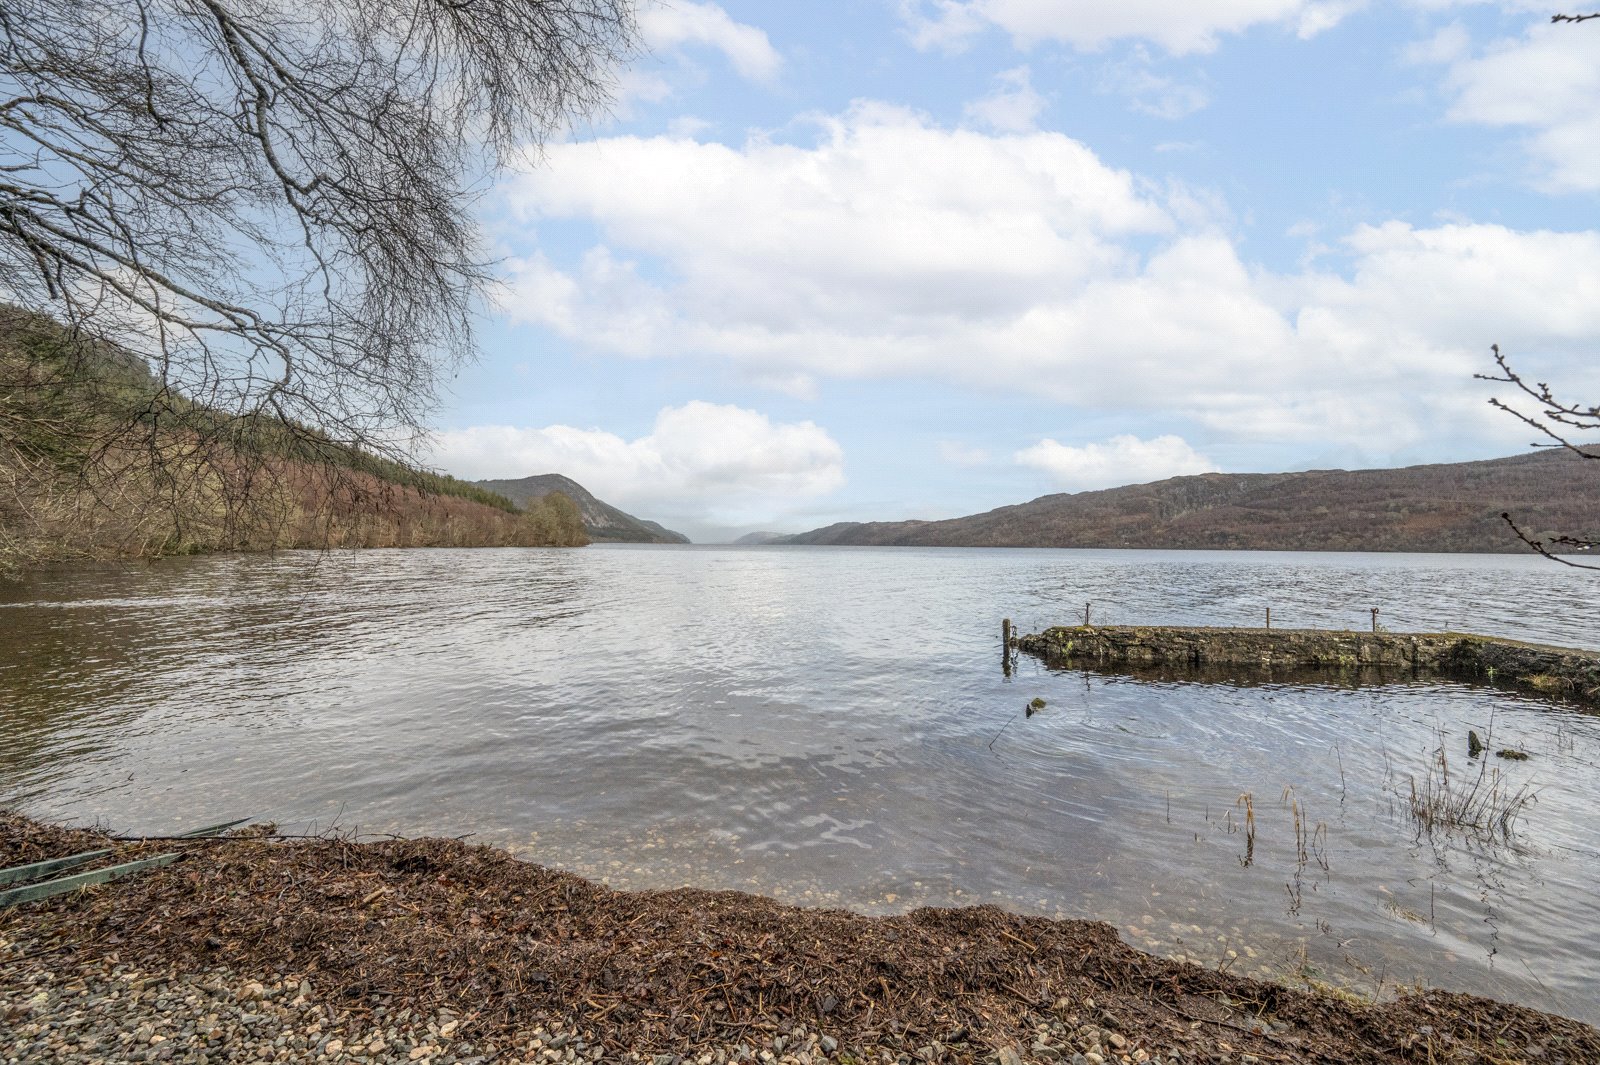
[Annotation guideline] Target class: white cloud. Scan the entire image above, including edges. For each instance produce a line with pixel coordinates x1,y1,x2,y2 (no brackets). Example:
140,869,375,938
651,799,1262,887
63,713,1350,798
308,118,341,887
667,115,715,139
964,66,1047,132
1015,434,1217,490
1295,0,1365,38
1403,1,1552,13
1313,222,1600,346
429,402,844,527
1438,21,1600,192
504,100,1173,368
638,1,782,82
500,103,1600,457
900,0,1362,55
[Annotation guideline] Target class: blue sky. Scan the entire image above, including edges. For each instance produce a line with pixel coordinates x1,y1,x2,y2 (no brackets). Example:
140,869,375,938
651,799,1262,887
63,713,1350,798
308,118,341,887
427,1,1600,543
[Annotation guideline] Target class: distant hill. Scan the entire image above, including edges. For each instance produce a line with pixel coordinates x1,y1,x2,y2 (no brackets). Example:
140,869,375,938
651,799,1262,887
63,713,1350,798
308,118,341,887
732,531,786,546
475,474,690,544
777,450,1600,553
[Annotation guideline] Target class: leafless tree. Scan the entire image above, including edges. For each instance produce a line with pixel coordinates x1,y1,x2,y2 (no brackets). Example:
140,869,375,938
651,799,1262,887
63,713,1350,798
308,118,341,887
1,0,633,566
1479,346,1600,569
1474,13,1600,570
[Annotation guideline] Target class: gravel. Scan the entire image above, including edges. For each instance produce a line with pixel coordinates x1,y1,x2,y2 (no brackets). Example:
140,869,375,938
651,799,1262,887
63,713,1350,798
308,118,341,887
3,934,1181,1065
6,814,1598,1065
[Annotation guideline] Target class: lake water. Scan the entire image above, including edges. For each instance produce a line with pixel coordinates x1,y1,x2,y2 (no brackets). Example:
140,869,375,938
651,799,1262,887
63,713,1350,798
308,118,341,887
3,546,1599,1024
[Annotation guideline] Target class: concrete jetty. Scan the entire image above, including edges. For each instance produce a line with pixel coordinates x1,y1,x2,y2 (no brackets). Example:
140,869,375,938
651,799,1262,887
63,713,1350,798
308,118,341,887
1015,625,1600,708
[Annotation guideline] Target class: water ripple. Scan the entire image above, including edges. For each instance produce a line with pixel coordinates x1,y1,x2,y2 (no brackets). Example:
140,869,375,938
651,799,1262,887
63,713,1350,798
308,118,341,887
2,545,1598,1023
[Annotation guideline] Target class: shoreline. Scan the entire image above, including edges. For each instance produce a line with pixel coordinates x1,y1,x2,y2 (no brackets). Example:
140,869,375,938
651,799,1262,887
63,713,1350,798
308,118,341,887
4,813,1597,1064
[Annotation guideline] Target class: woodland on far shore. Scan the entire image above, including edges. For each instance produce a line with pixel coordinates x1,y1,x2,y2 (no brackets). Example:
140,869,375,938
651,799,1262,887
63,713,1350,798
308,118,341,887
771,449,1600,554
0,306,587,578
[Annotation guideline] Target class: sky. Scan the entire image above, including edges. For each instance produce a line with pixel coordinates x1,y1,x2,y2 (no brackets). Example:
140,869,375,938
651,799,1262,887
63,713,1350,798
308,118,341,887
425,1,1600,543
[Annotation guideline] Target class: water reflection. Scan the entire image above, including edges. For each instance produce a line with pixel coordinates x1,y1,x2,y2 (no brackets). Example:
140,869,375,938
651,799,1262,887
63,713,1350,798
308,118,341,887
1,545,1598,1024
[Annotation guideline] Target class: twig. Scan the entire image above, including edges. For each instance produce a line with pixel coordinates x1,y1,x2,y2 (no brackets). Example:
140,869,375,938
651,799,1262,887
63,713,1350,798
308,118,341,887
987,711,1020,752
1499,513,1600,571
996,928,1038,955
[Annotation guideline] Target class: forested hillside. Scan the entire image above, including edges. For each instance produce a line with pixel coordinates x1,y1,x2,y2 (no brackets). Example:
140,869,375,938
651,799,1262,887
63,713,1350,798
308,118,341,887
476,474,689,543
0,307,585,575
780,451,1600,553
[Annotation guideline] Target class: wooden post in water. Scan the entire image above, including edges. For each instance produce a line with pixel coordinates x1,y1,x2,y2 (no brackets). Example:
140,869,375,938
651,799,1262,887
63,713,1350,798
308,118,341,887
1002,618,1012,676
1266,606,1271,630
1371,607,1380,633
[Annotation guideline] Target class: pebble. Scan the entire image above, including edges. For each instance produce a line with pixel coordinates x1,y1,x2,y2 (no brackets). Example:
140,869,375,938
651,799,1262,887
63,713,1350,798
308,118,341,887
0,949,549,1065
0,933,1226,1065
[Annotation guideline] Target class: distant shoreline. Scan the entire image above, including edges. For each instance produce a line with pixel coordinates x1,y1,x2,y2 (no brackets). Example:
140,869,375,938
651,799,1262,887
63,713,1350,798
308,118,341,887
769,448,1600,554
726,539,1585,556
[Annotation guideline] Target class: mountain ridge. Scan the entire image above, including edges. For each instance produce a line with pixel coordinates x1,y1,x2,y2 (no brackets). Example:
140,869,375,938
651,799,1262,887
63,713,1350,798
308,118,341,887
774,450,1599,553
732,531,787,546
474,474,690,544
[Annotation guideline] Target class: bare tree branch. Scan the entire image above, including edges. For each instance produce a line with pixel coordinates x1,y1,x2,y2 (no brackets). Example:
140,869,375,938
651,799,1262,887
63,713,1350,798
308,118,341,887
1479,344,1600,568
1476,344,1600,460
0,0,634,568
1500,512,1600,570
1469,16,1600,568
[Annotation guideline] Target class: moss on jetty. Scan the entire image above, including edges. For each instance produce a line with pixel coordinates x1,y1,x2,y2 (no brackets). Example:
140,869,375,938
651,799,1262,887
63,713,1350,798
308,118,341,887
1016,625,1600,709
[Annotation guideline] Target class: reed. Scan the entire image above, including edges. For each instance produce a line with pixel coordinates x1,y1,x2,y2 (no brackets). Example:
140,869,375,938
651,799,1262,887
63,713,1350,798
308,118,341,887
1406,740,1537,843
1235,792,1256,867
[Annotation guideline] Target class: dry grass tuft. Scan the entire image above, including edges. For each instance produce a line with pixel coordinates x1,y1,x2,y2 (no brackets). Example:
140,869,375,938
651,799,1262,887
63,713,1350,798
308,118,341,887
1407,741,1537,843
